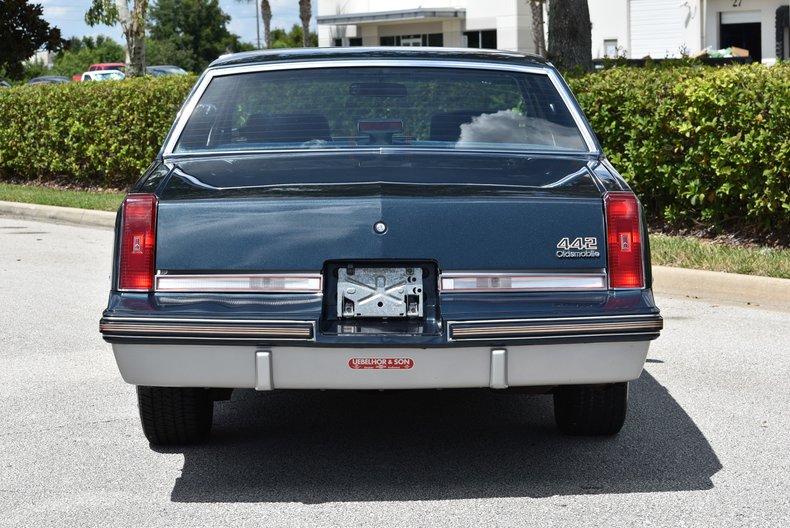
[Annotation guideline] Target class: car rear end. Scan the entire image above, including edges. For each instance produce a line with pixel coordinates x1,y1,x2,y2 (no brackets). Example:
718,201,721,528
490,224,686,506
100,49,661,445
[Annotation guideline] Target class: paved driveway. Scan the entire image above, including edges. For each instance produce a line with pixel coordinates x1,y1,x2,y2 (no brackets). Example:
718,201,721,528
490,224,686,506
1,218,788,527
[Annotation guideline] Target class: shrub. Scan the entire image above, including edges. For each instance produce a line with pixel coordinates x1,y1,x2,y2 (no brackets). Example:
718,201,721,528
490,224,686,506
0,65,787,232
569,63,790,232
0,75,195,187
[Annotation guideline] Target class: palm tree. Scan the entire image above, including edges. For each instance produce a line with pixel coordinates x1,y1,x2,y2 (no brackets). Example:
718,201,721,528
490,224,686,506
235,0,272,48
261,1,272,49
299,0,311,47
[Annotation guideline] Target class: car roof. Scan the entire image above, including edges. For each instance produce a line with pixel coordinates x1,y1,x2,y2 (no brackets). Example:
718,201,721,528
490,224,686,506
84,70,124,77
208,47,549,69
28,76,69,83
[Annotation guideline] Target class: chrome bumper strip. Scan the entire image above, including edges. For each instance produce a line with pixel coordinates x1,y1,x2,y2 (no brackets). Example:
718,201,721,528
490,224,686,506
100,317,315,341
448,314,662,341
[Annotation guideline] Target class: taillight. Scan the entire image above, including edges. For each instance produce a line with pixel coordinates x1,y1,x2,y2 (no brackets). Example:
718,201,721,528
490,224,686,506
119,194,158,291
605,192,644,289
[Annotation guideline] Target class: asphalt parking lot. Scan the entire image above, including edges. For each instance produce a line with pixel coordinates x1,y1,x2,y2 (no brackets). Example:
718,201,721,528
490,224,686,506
1,217,788,527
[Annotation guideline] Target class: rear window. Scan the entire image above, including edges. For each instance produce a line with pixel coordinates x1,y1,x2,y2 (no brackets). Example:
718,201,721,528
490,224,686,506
174,67,588,153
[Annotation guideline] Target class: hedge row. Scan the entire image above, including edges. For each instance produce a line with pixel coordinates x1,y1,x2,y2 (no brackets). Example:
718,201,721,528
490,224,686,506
568,63,790,231
0,75,196,187
0,65,788,231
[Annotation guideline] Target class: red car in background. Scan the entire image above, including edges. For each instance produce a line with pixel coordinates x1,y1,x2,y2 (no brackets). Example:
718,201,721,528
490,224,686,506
72,63,125,82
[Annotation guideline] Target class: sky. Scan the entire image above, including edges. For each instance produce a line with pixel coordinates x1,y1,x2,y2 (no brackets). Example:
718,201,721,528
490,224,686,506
37,1,312,47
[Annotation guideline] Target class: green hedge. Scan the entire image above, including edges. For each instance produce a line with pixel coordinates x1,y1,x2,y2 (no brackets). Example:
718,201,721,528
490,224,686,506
0,65,788,231
568,63,790,231
0,75,196,187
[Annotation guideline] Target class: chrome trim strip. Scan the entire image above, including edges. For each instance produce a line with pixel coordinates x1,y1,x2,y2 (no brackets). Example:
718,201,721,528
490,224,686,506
100,324,311,336
102,316,314,325
448,315,662,341
439,272,607,292
447,331,662,342
162,59,598,156
100,317,316,341
164,146,589,160
446,314,658,324
545,68,599,153
451,322,662,337
103,335,312,342
154,273,323,293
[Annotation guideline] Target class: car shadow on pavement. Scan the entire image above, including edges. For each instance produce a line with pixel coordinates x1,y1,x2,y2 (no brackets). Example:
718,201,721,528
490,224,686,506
162,371,721,503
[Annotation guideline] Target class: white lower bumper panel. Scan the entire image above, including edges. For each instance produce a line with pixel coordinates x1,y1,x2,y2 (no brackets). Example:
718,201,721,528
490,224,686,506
112,341,650,389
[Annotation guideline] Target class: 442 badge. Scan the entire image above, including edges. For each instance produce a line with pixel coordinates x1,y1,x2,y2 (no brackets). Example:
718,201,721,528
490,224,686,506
556,237,600,258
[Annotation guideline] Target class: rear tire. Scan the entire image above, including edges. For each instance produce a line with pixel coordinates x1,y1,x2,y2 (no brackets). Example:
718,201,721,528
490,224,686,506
137,386,214,445
553,382,628,436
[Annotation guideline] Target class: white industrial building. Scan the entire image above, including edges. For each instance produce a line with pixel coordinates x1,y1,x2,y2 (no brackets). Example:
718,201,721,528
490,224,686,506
590,0,789,64
316,0,790,64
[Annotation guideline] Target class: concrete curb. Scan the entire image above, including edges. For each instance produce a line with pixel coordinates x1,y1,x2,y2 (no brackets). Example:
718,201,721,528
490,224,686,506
2,200,787,310
652,266,789,311
0,200,115,228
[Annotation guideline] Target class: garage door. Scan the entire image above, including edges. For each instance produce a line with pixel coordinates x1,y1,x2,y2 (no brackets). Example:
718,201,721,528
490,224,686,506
630,0,686,58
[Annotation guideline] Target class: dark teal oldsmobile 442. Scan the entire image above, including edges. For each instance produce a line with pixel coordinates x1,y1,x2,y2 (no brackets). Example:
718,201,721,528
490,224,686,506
100,48,662,445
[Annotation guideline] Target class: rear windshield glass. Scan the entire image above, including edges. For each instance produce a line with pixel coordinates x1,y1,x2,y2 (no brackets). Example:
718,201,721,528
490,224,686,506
174,67,588,153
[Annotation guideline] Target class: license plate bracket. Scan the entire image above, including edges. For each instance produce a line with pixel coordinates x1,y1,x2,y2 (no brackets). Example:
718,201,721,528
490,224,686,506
337,266,423,318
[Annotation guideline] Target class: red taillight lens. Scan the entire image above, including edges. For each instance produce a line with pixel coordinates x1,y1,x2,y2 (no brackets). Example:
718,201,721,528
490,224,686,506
605,192,644,289
119,194,158,291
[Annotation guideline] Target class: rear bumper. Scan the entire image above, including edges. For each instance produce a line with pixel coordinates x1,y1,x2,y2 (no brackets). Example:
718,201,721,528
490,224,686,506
99,313,662,345
102,290,661,389
112,340,651,390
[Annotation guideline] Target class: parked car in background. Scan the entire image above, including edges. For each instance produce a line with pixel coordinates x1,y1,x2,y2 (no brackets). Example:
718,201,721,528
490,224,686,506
72,62,125,81
81,70,125,82
146,65,188,77
27,76,70,85
100,48,663,446
0,79,10,88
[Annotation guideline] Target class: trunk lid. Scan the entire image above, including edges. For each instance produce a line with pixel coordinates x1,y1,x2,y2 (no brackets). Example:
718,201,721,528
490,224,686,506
155,153,607,272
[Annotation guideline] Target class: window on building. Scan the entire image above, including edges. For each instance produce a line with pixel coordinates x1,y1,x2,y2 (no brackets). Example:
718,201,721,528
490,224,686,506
426,33,443,46
332,37,361,47
464,30,497,49
604,39,618,57
380,34,443,47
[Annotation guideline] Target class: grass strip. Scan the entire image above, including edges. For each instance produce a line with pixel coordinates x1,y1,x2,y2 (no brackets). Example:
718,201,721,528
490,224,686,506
0,183,124,212
650,234,789,279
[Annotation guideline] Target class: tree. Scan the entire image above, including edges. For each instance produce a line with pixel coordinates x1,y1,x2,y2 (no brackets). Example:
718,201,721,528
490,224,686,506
235,0,272,48
547,0,592,72
236,0,272,48
49,35,125,78
0,0,62,79
529,0,546,57
299,0,311,47
262,1,272,49
269,25,317,49
85,1,149,76
148,0,245,72
145,38,194,70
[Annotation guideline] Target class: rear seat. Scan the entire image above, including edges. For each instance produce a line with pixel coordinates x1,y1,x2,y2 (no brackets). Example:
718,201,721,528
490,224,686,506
241,113,331,143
